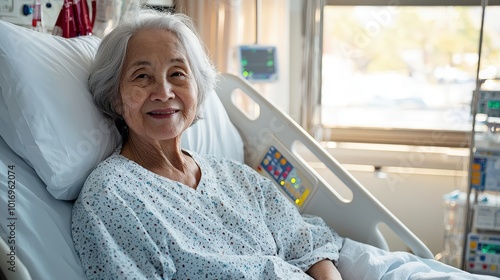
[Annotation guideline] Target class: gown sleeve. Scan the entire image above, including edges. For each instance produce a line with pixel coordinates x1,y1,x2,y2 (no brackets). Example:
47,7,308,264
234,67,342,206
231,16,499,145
71,173,176,280
249,164,344,272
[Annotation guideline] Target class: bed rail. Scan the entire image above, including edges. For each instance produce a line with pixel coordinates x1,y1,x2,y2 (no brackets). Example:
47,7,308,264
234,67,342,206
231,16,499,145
216,73,434,259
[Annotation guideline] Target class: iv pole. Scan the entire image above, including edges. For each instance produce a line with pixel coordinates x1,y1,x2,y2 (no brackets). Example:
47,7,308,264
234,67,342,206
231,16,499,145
462,0,487,271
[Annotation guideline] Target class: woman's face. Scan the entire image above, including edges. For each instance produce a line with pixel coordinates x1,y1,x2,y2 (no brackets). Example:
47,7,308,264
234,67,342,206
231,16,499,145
118,28,198,143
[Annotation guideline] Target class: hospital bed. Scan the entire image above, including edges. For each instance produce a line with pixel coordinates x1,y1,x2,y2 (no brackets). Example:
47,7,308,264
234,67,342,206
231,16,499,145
0,20,469,280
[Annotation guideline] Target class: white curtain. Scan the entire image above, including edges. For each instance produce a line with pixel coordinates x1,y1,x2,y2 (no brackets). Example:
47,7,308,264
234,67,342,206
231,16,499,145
301,0,324,136
174,0,243,73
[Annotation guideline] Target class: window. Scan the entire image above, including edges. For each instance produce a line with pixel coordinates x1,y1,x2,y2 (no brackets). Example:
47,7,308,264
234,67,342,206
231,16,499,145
321,3,500,146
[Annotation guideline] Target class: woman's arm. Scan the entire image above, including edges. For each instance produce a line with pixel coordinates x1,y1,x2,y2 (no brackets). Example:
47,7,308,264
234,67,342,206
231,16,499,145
306,260,343,280
254,173,343,273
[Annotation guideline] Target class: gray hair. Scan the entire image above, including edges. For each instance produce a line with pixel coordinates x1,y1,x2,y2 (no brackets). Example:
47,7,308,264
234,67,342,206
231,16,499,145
89,9,218,135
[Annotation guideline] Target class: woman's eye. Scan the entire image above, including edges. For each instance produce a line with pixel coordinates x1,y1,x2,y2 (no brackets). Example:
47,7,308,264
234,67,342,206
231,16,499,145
171,71,186,77
135,74,148,79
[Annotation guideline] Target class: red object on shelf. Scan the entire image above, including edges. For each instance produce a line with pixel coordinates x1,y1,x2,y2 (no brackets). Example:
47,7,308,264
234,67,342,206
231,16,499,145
53,0,96,38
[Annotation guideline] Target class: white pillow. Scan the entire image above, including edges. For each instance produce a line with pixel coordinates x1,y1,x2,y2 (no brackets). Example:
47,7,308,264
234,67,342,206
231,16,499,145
181,89,244,163
0,20,121,200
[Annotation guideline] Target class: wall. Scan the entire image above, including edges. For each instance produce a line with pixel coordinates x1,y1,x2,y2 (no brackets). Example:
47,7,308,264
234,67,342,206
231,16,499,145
255,0,290,114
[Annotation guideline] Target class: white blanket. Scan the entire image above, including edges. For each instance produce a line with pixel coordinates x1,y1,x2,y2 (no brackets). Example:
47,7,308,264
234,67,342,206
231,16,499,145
338,238,498,280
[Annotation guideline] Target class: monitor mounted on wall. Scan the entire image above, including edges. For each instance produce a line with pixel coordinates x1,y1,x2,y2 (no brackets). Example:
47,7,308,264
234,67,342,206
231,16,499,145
238,45,278,83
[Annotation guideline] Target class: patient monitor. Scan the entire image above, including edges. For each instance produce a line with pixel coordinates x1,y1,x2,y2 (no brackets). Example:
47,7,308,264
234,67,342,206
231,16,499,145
237,45,278,83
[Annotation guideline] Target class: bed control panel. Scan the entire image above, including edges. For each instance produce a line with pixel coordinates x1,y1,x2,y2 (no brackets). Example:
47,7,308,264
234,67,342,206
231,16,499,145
466,233,500,276
257,145,312,208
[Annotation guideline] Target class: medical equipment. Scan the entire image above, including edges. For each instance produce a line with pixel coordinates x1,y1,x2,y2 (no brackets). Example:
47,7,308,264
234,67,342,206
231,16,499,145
31,0,43,32
93,0,147,38
472,148,500,192
477,90,500,118
257,145,315,208
0,20,479,280
0,0,62,30
238,45,278,82
441,191,500,269
471,88,500,192
463,76,500,276
464,192,500,275
466,233,500,276
442,191,469,268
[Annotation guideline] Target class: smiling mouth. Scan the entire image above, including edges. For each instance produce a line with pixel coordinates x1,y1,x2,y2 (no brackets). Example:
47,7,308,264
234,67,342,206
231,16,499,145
148,110,180,115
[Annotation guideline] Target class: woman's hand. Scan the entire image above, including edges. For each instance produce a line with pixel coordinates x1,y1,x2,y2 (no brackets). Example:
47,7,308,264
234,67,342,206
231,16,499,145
306,259,343,280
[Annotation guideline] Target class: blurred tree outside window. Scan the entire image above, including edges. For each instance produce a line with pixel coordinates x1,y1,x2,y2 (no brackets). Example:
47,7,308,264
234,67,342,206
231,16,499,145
322,6,500,134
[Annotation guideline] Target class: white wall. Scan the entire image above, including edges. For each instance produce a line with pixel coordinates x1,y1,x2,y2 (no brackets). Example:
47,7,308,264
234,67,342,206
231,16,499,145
256,0,290,114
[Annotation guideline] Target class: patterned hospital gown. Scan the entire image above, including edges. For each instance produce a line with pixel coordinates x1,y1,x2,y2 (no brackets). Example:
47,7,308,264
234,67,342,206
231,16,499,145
72,149,343,279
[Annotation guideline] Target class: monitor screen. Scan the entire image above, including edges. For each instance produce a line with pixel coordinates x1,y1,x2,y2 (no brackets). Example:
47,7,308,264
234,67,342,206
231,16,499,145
238,45,278,83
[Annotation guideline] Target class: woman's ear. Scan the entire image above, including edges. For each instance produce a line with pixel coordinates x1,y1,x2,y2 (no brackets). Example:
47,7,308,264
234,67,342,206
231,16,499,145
114,96,123,115
115,106,122,115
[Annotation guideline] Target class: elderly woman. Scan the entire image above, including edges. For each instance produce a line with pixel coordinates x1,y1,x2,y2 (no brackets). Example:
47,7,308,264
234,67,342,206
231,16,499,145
72,9,343,280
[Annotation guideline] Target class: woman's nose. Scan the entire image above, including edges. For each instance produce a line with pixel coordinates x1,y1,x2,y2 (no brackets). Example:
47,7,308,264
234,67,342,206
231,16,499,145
151,80,175,101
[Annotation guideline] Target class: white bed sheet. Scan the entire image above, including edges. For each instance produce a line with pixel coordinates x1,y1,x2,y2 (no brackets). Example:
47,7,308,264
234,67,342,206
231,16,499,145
0,135,87,280
338,238,497,280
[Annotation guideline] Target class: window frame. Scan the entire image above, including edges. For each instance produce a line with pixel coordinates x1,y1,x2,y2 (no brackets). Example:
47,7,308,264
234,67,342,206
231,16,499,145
321,0,499,147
